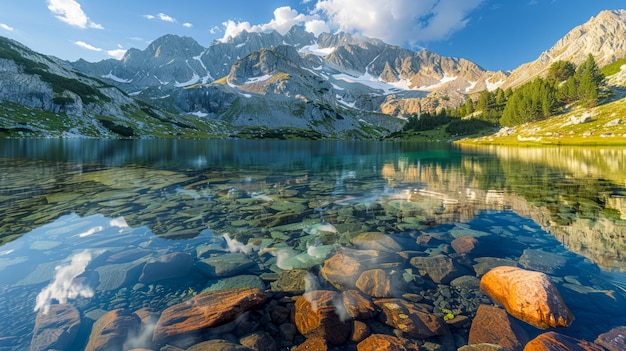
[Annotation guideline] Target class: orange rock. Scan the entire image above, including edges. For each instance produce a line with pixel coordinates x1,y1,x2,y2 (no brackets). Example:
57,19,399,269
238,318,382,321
468,304,529,351
293,336,328,351
451,236,480,254
351,320,371,343
152,288,265,345
524,331,606,351
356,334,420,351
85,309,141,351
342,290,376,320
480,266,574,329
356,269,393,298
595,326,626,351
294,290,352,345
320,253,363,289
374,298,447,339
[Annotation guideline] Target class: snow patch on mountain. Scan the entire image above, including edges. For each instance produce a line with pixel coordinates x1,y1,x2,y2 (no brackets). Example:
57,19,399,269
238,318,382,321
174,73,201,87
246,74,273,84
299,44,336,57
418,75,458,90
102,71,132,83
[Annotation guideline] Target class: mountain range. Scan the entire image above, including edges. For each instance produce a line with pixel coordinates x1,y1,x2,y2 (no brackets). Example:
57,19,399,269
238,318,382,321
1,9,626,139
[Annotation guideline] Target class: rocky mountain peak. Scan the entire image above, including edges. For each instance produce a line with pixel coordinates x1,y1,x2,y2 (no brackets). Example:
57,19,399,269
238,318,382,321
503,8,626,89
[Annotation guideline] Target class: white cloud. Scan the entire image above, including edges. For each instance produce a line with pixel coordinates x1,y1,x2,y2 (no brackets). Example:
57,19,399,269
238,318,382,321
183,22,193,28
314,0,484,46
47,0,102,29
217,1,482,46
220,6,323,42
0,23,14,32
108,49,127,60
157,13,176,23
74,40,102,52
145,13,177,23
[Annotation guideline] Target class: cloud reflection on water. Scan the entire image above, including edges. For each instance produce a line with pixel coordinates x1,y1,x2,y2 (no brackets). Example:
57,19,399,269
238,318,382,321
34,250,94,314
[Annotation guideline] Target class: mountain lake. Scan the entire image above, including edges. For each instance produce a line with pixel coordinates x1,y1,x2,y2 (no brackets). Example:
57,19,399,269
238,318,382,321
0,138,625,350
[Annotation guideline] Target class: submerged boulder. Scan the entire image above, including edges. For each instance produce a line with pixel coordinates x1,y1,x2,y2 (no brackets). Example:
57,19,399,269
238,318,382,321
468,304,529,351
480,266,574,329
152,288,265,345
524,331,605,351
30,304,81,351
293,290,352,345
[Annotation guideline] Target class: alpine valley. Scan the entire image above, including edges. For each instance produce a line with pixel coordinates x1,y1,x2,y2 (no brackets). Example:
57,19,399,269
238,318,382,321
2,9,626,139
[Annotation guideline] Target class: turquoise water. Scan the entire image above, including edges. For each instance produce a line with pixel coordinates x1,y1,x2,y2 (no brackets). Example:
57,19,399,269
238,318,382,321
0,139,625,350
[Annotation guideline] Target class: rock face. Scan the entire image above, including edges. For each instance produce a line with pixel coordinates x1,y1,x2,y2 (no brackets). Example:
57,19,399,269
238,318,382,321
293,290,352,345
85,309,141,351
479,266,574,329
30,303,81,351
373,298,447,339
468,304,530,351
503,9,626,89
152,288,265,345
524,331,606,351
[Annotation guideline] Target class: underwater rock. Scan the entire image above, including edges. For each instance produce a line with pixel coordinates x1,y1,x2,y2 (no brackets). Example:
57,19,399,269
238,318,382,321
239,331,278,351
524,331,605,351
341,290,376,320
85,309,141,351
186,339,253,351
139,252,194,283
480,266,574,329
30,303,81,351
350,232,402,253
409,254,470,284
355,269,405,298
356,334,420,351
293,336,328,351
373,298,447,339
468,304,529,351
320,253,363,290
595,326,626,351
196,252,255,278
294,290,352,345
451,236,481,255
203,275,265,292
152,288,265,346
270,269,309,294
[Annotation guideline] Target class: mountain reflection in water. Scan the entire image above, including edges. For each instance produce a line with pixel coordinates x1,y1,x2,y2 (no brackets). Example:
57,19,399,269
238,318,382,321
0,139,625,350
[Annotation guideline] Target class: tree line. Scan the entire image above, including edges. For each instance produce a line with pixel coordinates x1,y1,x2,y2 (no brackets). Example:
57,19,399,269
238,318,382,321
401,54,605,135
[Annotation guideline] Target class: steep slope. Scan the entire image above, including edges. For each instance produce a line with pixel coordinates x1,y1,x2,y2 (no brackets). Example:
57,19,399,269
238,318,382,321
503,9,626,89
0,36,224,138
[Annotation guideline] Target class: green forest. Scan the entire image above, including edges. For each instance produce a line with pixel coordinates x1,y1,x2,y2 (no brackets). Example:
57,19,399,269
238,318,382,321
399,54,606,137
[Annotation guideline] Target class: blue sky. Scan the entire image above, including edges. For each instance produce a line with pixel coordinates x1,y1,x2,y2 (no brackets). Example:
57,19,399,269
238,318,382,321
0,0,619,71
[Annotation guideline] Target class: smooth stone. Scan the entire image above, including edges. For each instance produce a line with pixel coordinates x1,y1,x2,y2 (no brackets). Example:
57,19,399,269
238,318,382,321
356,334,420,351
480,266,574,329
468,304,529,351
187,339,253,351
293,337,327,351
196,252,256,278
294,290,352,345
373,298,447,339
524,331,605,351
152,288,265,346
96,257,147,291
85,309,142,351
239,331,278,351
342,290,376,320
355,269,405,298
30,304,81,351
139,252,194,283
204,275,265,292
409,254,470,284
350,232,402,253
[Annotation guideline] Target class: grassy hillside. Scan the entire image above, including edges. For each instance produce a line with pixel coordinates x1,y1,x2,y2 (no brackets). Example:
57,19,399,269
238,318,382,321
456,97,626,146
